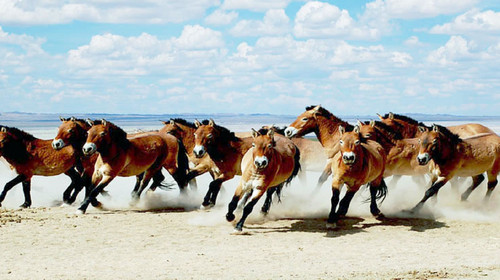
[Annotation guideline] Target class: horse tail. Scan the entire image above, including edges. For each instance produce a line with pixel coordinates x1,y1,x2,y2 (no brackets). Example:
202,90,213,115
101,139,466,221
365,179,388,204
284,145,301,186
172,139,190,189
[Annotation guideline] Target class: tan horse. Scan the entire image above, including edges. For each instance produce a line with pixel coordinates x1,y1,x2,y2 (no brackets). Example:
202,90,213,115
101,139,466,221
0,126,82,208
327,125,387,228
284,105,353,187
225,127,300,232
77,120,189,214
192,119,253,208
413,125,500,212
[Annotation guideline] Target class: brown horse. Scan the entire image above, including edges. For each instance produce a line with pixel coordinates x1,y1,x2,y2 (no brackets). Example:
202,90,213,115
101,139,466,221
76,120,189,214
284,105,353,187
192,119,253,208
327,125,387,228
412,125,500,211
225,127,301,232
0,126,82,208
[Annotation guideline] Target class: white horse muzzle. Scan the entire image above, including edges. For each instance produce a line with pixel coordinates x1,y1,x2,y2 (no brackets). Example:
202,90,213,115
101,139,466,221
52,139,65,150
193,145,206,158
284,127,298,138
254,156,269,169
417,153,431,165
342,152,356,165
82,143,97,156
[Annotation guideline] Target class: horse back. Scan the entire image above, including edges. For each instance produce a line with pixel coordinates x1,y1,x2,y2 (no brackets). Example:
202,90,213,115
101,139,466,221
448,123,496,138
117,134,168,176
450,134,500,177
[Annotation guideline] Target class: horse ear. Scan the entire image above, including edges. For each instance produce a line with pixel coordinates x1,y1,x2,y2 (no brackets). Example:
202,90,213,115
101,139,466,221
354,125,360,134
432,125,439,132
208,119,215,127
59,116,65,122
101,119,107,126
86,118,94,126
370,120,375,127
356,120,363,126
1,127,6,133
194,119,201,128
70,116,76,122
376,113,384,120
267,128,274,139
388,112,394,120
418,126,427,133
338,125,345,136
251,128,259,139
169,119,175,125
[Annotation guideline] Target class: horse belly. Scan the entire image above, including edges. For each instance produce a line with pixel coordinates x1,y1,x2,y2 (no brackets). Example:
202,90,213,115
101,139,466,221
455,158,496,177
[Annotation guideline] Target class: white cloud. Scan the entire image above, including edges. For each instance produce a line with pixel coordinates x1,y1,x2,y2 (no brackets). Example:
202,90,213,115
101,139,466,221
0,27,46,55
174,25,225,49
430,9,500,35
404,36,426,47
0,0,219,25
221,0,291,12
205,9,238,26
427,36,474,66
364,0,477,19
294,1,379,40
230,9,290,37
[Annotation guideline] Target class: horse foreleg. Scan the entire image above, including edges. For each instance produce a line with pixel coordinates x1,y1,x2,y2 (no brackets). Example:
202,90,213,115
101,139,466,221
63,168,83,205
132,171,156,201
202,178,224,208
261,187,277,214
485,171,498,200
226,183,245,222
460,174,485,201
234,190,265,232
20,180,32,208
369,179,387,219
315,162,333,191
326,187,341,228
336,189,357,218
77,175,114,214
411,177,448,213
0,174,26,207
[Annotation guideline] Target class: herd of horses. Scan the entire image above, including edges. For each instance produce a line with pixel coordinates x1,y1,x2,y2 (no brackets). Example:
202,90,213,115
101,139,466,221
0,105,499,232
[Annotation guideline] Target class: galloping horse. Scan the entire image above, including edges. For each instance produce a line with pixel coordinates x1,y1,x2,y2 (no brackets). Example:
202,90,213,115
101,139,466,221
327,125,387,228
52,117,99,205
77,120,189,214
225,127,301,232
0,126,82,208
192,119,253,208
284,105,353,187
412,125,500,211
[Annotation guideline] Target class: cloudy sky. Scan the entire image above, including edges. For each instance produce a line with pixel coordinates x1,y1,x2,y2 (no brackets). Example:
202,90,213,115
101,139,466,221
0,0,499,116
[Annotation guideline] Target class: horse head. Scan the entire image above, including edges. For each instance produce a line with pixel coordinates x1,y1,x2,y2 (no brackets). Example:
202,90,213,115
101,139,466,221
83,119,113,156
193,119,218,158
53,117,87,150
251,127,276,169
338,125,363,166
416,124,455,166
284,105,322,138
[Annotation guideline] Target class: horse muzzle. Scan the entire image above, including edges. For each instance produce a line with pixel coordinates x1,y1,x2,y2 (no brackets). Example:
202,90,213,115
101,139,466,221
254,156,269,169
417,153,430,165
284,127,298,138
342,152,356,166
193,145,206,158
52,139,65,150
82,143,97,156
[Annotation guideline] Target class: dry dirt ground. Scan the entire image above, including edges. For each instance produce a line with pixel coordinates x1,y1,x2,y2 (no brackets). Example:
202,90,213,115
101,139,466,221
1,204,499,280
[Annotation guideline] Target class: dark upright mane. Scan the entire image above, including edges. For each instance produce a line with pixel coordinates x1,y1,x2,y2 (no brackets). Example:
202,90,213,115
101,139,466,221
201,120,240,142
171,118,197,129
106,121,130,150
435,124,462,144
305,105,354,131
3,126,37,142
383,113,429,128
365,121,403,140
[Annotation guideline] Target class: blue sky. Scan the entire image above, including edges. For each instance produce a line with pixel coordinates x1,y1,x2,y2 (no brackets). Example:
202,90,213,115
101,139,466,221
0,0,499,116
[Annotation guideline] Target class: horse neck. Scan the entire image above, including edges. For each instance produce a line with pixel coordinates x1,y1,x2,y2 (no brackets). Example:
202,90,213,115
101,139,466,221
398,122,419,138
433,137,459,166
208,135,249,162
374,130,396,152
315,115,347,147
177,125,197,152
2,139,31,165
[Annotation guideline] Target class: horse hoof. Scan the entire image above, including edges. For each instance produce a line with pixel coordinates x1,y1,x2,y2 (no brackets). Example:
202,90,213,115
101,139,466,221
75,209,85,215
226,213,235,222
19,203,30,209
325,222,337,230
60,203,71,208
231,228,244,235
376,213,386,221
200,203,214,210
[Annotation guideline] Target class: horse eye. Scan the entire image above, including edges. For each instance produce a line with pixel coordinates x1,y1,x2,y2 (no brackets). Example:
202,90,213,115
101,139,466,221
301,118,308,122
68,129,73,133
339,140,344,146
365,133,371,138
100,132,106,136
355,140,360,145
432,138,438,144
207,134,213,139
252,143,255,147
267,143,272,148
418,139,421,143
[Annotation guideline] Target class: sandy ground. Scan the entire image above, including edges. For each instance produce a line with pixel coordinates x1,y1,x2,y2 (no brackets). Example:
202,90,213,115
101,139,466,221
0,164,500,279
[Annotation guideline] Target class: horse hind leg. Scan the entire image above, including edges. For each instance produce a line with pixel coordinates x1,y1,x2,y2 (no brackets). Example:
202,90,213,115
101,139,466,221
234,190,265,232
20,180,32,208
63,169,83,205
0,174,26,207
202,178,224,208
484,172,498,201
261,187,277,215
460,174,485,201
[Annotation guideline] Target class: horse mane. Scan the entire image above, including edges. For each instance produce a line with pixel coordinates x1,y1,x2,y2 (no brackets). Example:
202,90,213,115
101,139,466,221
305,105,354,131
435,124,462,144
171,118,197,128
364,121,403,140
2,126,36,141
105,121,130,150
201,120,240,142
383,113,429,128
